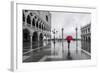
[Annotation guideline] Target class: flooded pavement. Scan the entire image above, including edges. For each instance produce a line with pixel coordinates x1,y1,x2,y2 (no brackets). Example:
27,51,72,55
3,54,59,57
23,40,91,62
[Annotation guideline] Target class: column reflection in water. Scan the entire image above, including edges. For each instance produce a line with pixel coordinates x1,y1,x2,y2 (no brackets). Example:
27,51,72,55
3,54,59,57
53,40,56,55
62,40,66,59
62,40,64,55
51,40,56,56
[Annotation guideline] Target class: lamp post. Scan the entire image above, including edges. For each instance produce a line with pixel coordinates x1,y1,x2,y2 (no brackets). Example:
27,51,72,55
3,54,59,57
62,28,64,41
52,29,58,43
62,28,64,53
52,28,58,54
76,27,78,52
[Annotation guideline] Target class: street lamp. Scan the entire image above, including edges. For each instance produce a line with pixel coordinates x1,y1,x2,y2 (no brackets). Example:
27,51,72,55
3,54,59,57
61,28,64,54
52,29,58,43
76,27,78,52
62,28,64,41
52,28,58,55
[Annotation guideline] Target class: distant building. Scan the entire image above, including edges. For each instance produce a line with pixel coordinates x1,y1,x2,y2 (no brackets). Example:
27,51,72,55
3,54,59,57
81,23,91,53
23,10,51,53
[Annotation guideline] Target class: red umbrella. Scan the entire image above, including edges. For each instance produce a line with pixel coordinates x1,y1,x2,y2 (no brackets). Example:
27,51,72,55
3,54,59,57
66,35,73,42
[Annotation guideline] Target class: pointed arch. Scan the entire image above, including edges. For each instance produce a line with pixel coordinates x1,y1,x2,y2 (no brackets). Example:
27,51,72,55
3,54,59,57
27,15,31,25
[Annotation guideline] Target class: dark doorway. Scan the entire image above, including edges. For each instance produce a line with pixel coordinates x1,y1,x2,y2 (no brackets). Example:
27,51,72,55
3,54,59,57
32,32,38,49
23,29,30,52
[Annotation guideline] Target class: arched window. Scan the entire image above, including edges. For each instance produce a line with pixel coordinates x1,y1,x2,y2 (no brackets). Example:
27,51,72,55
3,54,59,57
32,18,35,26
88,28,90,32
23,12,25,22
46,15,48,22
36,21,38,28
27,15,31,24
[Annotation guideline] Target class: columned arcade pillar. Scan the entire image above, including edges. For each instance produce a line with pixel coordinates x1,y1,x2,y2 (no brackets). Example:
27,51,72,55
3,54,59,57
30,32,33,50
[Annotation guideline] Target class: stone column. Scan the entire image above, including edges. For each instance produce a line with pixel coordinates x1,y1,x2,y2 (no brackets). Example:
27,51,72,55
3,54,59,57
31,17,33,28
30,33,33,50
38,32,39,48
24,13,27,26
83,36,85,50
34,19,36,28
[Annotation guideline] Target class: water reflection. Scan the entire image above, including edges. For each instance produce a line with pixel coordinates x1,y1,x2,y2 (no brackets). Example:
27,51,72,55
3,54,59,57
50,40,90,60
23,40,91,62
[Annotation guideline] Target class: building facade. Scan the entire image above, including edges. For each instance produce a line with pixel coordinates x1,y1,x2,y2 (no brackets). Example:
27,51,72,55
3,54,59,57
81,23,91,53
23,10,51,55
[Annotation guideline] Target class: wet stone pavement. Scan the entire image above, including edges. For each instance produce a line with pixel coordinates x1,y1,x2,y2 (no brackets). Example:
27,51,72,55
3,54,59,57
23,41,91,62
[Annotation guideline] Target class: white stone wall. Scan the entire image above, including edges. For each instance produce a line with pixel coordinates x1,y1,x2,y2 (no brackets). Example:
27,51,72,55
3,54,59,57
81,23,91,53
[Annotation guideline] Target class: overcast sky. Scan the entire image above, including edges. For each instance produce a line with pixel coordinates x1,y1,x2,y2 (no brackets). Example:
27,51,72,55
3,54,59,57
50,11,91,39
